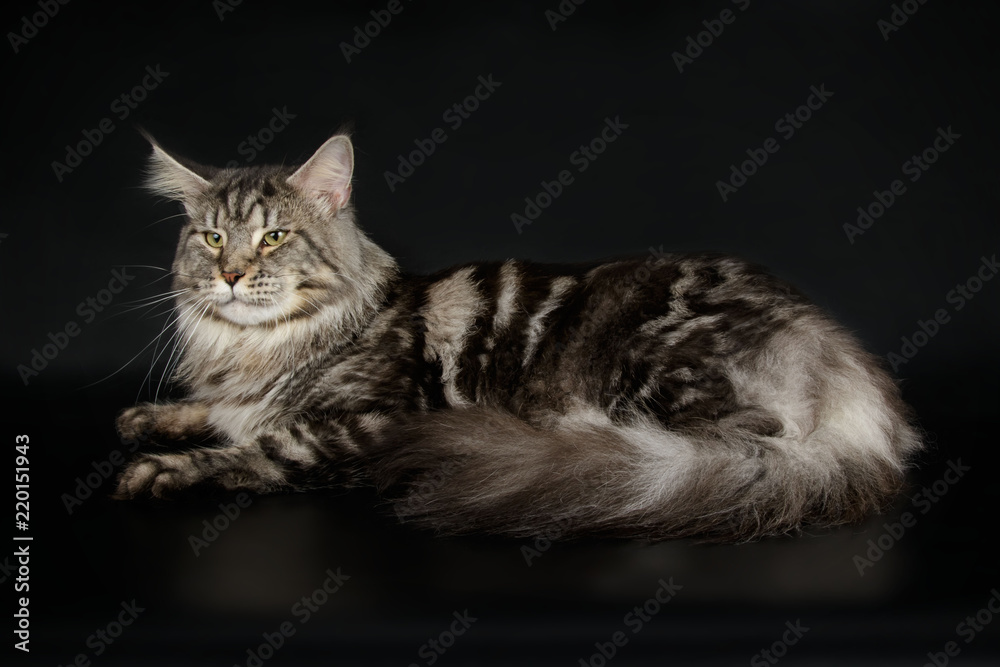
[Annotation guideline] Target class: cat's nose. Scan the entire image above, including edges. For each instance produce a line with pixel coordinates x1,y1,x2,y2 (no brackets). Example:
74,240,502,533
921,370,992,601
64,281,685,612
221,271,245,286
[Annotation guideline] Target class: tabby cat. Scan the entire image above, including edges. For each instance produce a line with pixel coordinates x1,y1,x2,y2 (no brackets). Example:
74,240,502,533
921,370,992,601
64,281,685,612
115,134,922,541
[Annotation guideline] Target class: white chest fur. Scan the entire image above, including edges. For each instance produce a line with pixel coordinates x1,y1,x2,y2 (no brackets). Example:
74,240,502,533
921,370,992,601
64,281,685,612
207,394,285,443
180,318,311,444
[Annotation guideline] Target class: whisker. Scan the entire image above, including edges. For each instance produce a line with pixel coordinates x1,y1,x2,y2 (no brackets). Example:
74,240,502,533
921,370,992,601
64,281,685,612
101,289,193,324
163,297,214,398
145,323,185,399
141,272,178,289
272,294,297,374
118,289,191,308
142,212,189,230
80,300,192,390
153,296,212,403
114,264,170,272
150,297,210,401
297,294,327,316
139,297,203,400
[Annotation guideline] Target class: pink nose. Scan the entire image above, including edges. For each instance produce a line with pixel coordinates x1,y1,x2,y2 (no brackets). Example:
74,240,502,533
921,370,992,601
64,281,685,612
222,271,244,286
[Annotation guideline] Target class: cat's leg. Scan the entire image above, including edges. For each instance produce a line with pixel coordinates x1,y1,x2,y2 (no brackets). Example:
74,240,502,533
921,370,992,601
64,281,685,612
114,415,378,499
117,401,212,441
114,444,284,498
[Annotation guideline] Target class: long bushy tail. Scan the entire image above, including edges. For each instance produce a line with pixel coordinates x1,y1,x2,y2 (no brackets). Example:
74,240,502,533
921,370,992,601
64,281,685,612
368,321,923,542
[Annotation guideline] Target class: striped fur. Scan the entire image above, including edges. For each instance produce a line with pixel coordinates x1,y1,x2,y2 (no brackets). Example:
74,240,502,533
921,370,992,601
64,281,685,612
115,134,923,542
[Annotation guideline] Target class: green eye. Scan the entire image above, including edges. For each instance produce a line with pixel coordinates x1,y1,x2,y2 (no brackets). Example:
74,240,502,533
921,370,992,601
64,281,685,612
205,232,224,248
262,230,288,247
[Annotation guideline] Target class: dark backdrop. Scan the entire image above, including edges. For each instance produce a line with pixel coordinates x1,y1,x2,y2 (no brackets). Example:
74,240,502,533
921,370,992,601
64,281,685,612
2,1,998,665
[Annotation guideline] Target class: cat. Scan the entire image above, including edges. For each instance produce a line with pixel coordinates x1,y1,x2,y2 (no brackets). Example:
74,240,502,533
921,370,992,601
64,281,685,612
114,133,923,542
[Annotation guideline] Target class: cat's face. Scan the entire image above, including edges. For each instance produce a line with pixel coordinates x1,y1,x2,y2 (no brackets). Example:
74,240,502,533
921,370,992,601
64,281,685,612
172,171,342,327
149,136,360,328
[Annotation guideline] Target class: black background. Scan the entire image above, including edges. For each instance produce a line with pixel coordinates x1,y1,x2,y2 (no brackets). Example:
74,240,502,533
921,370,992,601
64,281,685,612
2,1,998,665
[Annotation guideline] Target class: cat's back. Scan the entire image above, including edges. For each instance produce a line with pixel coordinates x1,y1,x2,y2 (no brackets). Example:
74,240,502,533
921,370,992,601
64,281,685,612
404,251,806,322
374,253,815,414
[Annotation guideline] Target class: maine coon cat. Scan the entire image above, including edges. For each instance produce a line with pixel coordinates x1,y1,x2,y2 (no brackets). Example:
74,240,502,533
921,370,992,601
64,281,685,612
115,133,922,541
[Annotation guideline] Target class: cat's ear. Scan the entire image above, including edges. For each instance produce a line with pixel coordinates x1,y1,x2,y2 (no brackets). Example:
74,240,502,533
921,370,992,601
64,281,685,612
142,134,211,203
287,135,354,211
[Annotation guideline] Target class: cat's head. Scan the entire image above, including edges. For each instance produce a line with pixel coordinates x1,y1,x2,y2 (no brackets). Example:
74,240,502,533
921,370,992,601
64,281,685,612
145,134,395,332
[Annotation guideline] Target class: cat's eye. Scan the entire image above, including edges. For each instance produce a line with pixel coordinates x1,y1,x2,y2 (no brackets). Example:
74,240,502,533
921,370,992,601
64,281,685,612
205,232,224,248
262,230,288,247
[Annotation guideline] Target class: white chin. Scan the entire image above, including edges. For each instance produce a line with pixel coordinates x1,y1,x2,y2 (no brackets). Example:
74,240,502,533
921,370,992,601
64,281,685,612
218,300,290,326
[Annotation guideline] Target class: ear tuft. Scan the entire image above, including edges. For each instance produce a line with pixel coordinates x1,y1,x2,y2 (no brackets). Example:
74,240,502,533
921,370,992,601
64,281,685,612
287,135,354,211
142,134,211,203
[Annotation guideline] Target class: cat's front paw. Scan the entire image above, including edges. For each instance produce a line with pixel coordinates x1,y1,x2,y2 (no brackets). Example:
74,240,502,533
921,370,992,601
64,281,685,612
113,453,199,499
116,404,158,440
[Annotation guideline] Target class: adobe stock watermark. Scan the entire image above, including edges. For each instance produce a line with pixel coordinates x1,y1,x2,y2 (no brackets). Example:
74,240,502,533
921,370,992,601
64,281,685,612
224,107,296,168
545,0,586,31
750,620,809,666
878,0,930,41
672,0,752,73
340,0,413,63
844,126,960,244
577,578,682,667
549,245,670,356
12,544,30,652
17,268,136,385
213,0,243,21
384,73,503,192
407,610,478,667
922,588,1000,667
234,567,350,667
510,116,629,234
7,0,71,54
716,83,833,202
886,253,995,373
622,246,671,288
853,459,970,576
521,515,575,566
189,493,253,556
51,65,171,182
61,431,149,515
401,460,461,513
54,600,145,666
0,554,22,585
